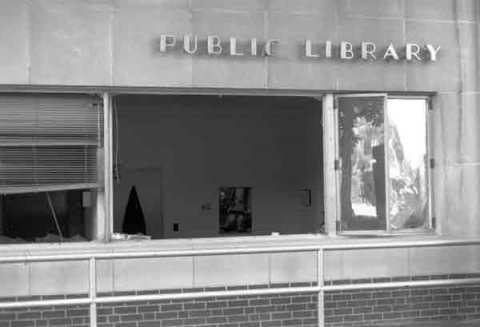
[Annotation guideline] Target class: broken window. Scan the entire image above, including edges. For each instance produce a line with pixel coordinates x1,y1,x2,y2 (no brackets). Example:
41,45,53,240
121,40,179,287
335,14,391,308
0,94,103,243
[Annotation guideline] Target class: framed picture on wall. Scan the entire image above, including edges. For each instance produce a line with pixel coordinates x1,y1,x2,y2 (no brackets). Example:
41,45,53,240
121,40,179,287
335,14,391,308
219,187,252,234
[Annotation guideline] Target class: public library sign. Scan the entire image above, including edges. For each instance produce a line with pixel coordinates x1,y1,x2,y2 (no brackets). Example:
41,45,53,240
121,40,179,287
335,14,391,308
159,35,441,62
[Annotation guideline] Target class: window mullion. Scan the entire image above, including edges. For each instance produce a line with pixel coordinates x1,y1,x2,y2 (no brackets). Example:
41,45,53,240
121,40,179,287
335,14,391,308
102,92,114,242
322,93,338,236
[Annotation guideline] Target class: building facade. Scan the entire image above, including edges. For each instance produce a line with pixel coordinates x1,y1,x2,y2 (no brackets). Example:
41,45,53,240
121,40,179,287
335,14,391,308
0,0,479,326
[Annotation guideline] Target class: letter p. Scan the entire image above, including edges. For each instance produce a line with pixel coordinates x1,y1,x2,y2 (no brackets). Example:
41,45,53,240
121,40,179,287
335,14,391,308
160,35,176,53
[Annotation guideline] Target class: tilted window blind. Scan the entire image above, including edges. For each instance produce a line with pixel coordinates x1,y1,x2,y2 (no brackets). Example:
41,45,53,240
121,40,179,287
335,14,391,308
0,94,103,194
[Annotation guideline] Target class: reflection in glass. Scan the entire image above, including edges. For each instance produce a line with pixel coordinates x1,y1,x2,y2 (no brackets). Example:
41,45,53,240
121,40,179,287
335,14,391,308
387,99,429,230
338,96,386,231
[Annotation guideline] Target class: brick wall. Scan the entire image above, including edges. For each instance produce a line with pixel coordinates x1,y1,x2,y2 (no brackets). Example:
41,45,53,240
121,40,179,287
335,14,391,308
0,303,89,327
0,284,318,327
0,276,479,327
324,275,480,327
96,288,318,327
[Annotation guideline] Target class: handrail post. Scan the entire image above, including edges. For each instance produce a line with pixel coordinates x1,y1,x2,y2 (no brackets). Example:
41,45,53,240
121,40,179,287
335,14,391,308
89,258,97,327
317,248,324,327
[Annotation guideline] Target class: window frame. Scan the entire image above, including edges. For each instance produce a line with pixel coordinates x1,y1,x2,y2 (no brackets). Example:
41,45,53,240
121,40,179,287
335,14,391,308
0,89,437,246
331,94,435,236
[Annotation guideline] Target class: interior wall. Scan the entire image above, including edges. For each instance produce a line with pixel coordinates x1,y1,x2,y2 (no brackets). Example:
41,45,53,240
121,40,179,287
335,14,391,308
113,95,323,239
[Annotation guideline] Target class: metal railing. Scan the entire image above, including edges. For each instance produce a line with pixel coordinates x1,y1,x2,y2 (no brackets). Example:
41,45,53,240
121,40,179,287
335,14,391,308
1,238,480,327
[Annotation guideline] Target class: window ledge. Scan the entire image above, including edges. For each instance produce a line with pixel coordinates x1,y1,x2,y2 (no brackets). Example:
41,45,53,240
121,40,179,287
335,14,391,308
0,233,479,258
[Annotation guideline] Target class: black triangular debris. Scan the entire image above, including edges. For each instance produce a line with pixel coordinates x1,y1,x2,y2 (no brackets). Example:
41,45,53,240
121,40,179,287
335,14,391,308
122,185,147,235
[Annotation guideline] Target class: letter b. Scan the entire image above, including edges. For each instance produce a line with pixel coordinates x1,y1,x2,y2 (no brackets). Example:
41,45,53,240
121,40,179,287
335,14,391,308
341,42,354,60
208,36,223,55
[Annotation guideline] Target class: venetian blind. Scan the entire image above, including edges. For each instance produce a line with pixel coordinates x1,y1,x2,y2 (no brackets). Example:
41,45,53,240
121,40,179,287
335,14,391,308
0,94,103,194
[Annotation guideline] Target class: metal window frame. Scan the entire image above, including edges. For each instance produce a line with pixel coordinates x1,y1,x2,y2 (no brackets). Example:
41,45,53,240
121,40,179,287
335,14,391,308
387,95,434,234
333,94,434,235
334,93,389,235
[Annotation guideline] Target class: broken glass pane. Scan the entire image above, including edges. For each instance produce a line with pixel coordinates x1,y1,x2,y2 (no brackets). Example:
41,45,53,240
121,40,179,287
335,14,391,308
387,99,429,230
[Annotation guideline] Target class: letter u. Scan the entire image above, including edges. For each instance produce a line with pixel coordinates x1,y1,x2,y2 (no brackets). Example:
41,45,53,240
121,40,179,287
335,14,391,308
183,35,198,54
